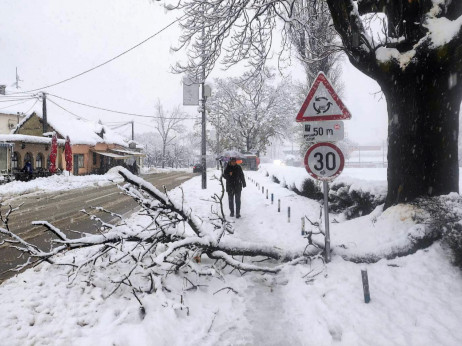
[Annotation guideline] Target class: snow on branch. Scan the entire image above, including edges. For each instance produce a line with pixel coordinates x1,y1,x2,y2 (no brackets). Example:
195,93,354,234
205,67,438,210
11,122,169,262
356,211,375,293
0,167,323,315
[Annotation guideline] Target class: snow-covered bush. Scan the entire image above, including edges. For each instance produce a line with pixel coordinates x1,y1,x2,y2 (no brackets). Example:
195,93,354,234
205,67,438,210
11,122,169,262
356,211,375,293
444,223,462,269
329,182,386,219
271,175,280,184
287,178,385,220
412,194,462,270
290,179,323,201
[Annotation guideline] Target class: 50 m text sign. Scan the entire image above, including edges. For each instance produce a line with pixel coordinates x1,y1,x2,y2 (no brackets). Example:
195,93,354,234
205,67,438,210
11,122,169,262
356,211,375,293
304,121,344,142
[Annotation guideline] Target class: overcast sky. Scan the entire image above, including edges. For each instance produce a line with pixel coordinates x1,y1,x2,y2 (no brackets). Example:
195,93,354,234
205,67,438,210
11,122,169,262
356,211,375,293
0,0,387,145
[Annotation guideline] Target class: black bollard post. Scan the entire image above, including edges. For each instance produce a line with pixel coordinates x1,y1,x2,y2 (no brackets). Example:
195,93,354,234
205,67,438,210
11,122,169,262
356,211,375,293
278,199,281,212
271,193,274,204
266,189,268,199
361,270,371,303
301,217,305,235
288,206,291,223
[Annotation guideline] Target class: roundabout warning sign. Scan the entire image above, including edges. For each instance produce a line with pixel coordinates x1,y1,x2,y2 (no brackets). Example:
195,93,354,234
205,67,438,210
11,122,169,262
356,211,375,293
296,72,351,122
304,142,344,181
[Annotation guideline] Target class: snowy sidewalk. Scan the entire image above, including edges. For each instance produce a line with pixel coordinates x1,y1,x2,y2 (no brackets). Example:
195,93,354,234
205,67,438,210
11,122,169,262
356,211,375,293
1,169,462,345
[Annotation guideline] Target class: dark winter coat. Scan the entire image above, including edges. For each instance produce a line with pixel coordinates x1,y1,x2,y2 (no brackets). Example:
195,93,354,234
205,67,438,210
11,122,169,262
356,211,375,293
224,163,246,193
24,161,32,173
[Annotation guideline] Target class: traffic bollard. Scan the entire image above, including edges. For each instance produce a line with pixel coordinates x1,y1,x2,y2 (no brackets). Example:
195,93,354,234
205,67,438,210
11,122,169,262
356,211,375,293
271,193,274,204
288,207,291,223
266,189,268,199
278,199,281,212
301,217,305,235
361,270,371,303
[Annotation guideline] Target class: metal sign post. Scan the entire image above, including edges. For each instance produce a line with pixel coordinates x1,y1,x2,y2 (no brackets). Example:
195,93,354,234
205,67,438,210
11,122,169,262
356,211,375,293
304,142,344,263
296,70,352,264
323,181,331,262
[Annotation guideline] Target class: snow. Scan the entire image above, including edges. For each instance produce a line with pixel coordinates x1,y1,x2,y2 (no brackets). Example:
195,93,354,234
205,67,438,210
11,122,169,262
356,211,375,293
372,1,462,68
426,15,462,47
1,165,462,345
0,171,123,199
16,111,130,146
0,134,66,145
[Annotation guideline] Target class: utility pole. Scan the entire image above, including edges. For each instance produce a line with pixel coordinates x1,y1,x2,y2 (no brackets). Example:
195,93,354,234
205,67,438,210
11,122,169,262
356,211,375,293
42,92,48,134
200,15,207,189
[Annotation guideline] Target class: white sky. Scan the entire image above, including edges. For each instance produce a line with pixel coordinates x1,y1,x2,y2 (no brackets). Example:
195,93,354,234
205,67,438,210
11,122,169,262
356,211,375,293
0,0,387,145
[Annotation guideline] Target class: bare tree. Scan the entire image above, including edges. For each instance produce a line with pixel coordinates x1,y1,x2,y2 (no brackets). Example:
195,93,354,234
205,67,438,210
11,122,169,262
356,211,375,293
287,0,343,90
154,100,188,168
173,0,462,208
208,72,296,155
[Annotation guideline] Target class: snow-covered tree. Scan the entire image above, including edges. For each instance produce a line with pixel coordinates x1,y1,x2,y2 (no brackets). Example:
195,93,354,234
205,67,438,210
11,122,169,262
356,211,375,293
287,0,343,90
208,72,296,155
153,101,188,168
137,131,199,168
173,0,462,208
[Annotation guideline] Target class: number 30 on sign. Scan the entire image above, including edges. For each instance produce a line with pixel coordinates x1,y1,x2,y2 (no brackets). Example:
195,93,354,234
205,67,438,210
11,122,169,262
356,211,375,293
304,142,344,181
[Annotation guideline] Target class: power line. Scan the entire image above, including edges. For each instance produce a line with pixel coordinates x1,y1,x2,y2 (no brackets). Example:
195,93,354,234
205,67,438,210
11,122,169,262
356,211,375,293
23,99,40,114
48,93,199,120
0,98,36,110
6,16,184,95
46,98,90,122
0,97,36,103
109,122,132,130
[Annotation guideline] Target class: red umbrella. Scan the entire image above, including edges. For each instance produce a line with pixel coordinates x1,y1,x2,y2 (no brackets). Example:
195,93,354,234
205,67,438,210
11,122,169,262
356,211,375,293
49,132,57,174
64,136,72,172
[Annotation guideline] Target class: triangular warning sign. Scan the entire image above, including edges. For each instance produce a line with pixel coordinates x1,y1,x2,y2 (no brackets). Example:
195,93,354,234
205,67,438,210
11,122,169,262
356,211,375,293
296,72,352,122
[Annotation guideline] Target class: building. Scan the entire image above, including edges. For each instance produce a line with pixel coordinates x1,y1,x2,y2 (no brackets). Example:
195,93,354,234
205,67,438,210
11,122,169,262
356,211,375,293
8,111,143,176
0,112,26,134
0,133,65,175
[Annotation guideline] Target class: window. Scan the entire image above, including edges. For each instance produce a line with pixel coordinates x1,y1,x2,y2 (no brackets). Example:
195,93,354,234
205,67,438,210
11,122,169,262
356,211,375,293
12,152,19,169
93,152,97,165
36,153,43,169
77,155,84,168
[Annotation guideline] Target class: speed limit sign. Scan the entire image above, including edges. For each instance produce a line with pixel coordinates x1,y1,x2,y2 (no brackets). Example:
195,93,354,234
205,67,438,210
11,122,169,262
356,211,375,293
304,142,344,181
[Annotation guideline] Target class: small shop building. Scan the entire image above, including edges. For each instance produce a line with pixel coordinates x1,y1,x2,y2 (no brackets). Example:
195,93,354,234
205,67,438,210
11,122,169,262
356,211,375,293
3,111,144,176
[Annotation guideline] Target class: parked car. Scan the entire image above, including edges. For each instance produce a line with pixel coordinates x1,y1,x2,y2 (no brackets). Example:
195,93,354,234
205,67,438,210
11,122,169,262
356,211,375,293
192,163,203,173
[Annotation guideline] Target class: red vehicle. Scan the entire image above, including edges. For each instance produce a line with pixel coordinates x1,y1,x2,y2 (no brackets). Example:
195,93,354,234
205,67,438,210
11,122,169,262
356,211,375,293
242,154,259,171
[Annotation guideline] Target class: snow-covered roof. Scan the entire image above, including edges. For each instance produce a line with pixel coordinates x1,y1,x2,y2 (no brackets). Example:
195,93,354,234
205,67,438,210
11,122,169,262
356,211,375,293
0,134,66,145
16,111,130,147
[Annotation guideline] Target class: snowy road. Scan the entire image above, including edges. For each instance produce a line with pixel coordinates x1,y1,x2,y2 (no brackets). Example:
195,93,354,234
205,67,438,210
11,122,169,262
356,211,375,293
0,171,195,283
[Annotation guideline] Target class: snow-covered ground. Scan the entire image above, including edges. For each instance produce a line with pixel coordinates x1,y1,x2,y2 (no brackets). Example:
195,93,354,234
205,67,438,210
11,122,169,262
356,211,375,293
1,165,462,345
0,172,124,199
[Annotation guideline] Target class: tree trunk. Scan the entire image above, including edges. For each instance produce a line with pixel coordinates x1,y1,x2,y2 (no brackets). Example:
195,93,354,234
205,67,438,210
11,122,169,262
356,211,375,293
382,67,461,207
162,141,166,169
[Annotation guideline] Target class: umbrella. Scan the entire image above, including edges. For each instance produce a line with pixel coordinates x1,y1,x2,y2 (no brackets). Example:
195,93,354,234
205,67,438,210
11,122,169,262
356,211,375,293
218,150,245,161
49,132,57,174
64,136,72,172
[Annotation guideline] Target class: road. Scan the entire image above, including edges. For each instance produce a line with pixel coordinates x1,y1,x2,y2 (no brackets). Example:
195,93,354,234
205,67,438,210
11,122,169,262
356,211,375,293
0,171,196,283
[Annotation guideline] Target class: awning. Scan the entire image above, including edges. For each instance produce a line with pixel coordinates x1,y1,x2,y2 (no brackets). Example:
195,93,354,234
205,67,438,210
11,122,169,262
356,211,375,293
93,151,132,159
111,149,146,157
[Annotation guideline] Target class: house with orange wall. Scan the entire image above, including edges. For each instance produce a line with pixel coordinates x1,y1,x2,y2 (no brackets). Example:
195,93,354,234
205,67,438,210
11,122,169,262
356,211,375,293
10,111,143,175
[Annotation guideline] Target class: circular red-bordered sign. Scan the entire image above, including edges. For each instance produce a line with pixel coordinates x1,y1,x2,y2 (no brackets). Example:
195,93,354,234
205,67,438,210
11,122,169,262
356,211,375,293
304,142,344,181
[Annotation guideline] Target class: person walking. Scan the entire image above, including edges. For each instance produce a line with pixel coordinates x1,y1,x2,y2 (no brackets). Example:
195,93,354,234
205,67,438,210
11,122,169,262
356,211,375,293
223,157,246,218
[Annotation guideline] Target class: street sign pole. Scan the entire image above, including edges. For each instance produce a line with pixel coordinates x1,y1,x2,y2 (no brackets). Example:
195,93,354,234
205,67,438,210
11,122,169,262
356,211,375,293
323,180,331,263
296,71,352,264
304,142,344,263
